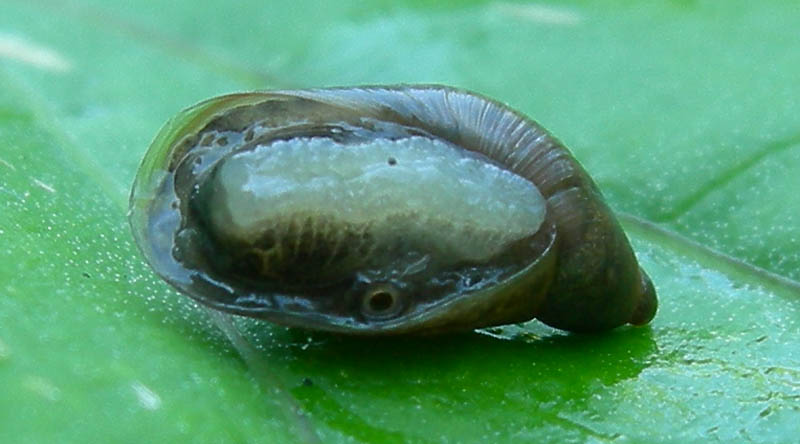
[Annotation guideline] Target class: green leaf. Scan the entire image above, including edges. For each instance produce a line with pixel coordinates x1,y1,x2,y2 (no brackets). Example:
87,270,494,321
1,1,798,443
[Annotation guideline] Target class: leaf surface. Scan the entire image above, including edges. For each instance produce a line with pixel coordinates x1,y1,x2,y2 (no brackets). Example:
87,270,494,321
1,1,798,442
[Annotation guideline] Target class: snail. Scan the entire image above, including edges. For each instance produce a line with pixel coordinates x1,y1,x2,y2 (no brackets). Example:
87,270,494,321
129,85,657,335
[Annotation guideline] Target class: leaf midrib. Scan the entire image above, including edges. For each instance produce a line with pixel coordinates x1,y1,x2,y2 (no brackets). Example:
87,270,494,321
622,214,800,296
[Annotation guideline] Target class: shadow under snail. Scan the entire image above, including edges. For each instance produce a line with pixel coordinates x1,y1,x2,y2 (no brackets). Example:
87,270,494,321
129,85,657,335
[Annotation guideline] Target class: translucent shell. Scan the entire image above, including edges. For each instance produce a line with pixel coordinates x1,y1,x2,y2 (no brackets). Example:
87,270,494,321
129,85,657,334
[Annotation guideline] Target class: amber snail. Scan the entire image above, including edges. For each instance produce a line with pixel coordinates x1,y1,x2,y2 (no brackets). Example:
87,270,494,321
129,85,657,335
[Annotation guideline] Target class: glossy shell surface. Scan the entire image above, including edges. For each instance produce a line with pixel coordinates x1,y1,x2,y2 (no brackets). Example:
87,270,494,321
129,85,657,334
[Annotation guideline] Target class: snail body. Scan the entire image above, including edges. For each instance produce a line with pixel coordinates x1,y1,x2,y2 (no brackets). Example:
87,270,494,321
129,85,657,334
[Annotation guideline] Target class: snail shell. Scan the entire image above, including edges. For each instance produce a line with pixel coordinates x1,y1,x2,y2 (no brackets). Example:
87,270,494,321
129,85,657,334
